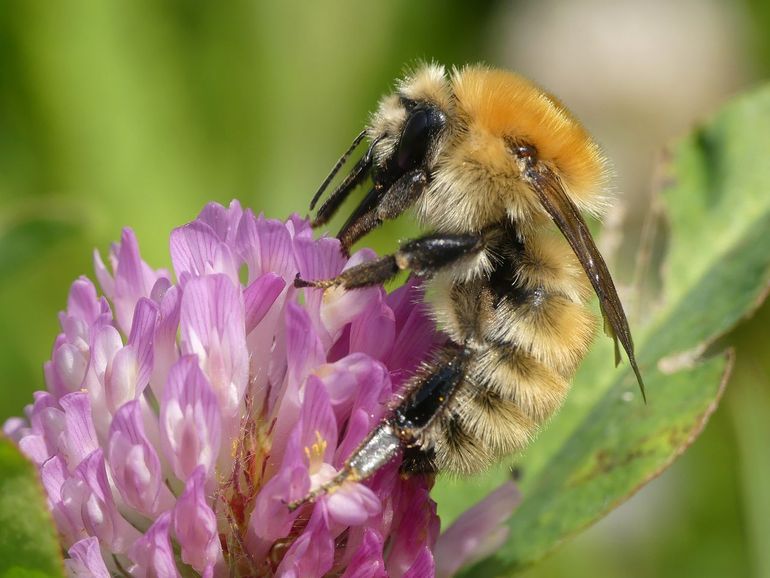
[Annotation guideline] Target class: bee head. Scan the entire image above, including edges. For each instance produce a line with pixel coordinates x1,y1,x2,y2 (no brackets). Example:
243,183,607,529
309,64,451,250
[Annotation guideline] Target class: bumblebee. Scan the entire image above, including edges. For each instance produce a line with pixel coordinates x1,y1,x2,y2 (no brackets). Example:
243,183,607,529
292,63,644,506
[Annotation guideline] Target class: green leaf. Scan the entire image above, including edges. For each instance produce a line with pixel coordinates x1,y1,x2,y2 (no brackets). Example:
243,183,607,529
0,438,64,578
434,83,770,575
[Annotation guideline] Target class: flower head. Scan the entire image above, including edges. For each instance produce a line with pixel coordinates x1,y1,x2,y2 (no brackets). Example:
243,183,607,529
5,201,517,577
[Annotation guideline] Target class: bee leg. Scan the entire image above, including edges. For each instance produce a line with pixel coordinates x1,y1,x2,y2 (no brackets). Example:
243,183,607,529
294,232,483,289
287,346,468,510
287,420,402,511
337,167,429,250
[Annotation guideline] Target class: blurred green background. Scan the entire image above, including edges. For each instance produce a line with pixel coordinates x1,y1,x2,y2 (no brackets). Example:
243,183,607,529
1,1,769,576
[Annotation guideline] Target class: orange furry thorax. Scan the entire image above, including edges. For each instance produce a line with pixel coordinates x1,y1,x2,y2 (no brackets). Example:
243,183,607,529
449,66,609,214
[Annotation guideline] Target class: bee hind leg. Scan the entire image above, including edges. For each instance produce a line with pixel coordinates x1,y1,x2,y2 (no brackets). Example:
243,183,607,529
287,420,402,511
287,345,470,509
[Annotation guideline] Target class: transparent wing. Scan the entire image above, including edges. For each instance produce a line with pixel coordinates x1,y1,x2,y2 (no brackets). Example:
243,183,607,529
523,163,646,401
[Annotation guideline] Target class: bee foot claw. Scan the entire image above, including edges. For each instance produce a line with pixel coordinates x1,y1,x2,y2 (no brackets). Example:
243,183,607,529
293,274,313,288
294,273,335,289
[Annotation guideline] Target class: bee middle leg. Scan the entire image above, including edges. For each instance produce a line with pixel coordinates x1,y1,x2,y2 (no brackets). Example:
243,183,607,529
294,232,484,290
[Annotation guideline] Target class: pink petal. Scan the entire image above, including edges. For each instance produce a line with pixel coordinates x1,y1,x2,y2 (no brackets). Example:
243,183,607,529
59,392,99,469
52,342,88,396
18,434,49,466
246,462,309,557
48,277,111,401
173,466,222,573
347,359,392,422
126,297,158,392
83,324,123,433
324,482,381,527
108,400,172,516
293,234,345,284
160,355,222,482
286,212,313,240
266,303,326,465
434,481,521,578
28,392,64,463
40,454,67,511
386,477,440,577
298,376,338,463
66,536,110,578
99,228,167,334
128,512,180,578
340,528,387,578
149,275,172,304
285,304,327,406
104,346,140,413
170,220,238,283
349,300,395,361
333,409,371,470
88,325,123,379
402,548,435,578
151,284,181,399
196,200,243,248
243,272,286,334
93,249,114,302
274,509,334,578
65,277,105,326
3,417,27,442
102,298,158,413
386,278,442,379
292,235,345,342
316,250,383,343
312,353,389,423
75,449,138,553
244,286,289,413
255,215,299,280
179,274,248,420
42,456,87,547
237,211,297,283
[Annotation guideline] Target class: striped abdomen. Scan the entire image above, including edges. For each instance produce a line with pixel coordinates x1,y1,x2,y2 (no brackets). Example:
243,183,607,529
411,223,596,474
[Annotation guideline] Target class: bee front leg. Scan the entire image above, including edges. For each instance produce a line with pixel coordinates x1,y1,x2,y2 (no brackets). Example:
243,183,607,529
294,232,484,290
337,168,428,250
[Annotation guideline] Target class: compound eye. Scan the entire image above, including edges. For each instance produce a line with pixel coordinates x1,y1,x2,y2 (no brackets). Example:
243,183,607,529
396,106,445,171
397,109,430,170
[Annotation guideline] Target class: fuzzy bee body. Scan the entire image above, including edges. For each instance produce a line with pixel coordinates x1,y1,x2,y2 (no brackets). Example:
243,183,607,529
291,64,643,507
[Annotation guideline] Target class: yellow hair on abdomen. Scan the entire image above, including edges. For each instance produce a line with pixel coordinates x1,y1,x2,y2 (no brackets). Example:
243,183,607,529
451,66,609,213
